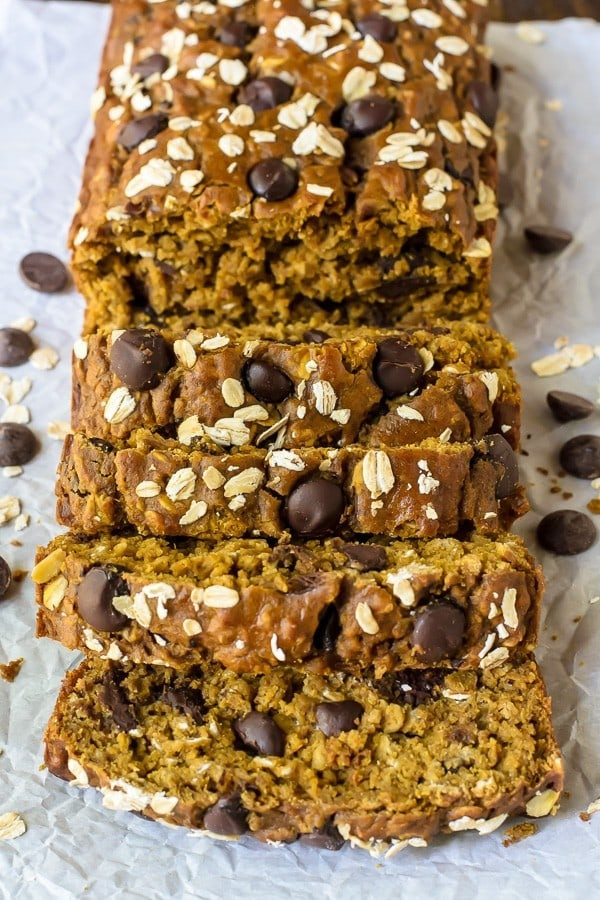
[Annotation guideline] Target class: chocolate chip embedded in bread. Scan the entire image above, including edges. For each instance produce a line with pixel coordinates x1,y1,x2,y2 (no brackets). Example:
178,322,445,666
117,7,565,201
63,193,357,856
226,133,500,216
100,670,138,732
312,604,341,653
559,435,600,479
286,479,344,536
0,423,38,467
242,358,293,403
110,328,173,391
480,433,519,498
299,823,346,851
76,567,129,633
315,699,363,737
0,556,11,599
220,20,254,47
239,76,293,111
203,794,248,835
247,158,298,201
162,684,204,724
411,602,466,663
537,510,597,555
19,252,68,293
117,113,168,152
547,391,595,423
373,338,425,397
468,81,499,128
524,225,573,254
0,327,34,367
375,669,444,708
341,543,387,571
234,711,285,756
340,96,395,137
132,53,169,79
302,329,329,344
356,13,397,43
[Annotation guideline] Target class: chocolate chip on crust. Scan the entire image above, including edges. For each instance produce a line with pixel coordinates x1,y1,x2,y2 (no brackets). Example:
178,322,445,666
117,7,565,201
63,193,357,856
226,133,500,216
203,794,248,835
302,329,329,344
299,822,346,850
248,158,298,201
77,567,129,633
234,711,285,756
357,13,397,43
286,479,345,536
373,338,425,397
242,358,293,403
468,81,499,128
132,53,169,79
480,433,519,499
220,20,255,48
117,113,168,152
239,77,292,112
411,602,466,663
341,543,387,571
315,700,364,737
340,96,394,137
110,328,173,391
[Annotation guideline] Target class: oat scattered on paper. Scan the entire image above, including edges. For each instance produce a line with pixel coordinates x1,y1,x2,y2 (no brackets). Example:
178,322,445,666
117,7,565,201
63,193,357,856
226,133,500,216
516,22,546,45
0,812,26,841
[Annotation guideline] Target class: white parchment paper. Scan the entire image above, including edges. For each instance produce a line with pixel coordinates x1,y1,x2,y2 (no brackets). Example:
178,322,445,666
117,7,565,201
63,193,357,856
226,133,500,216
0,3,598,897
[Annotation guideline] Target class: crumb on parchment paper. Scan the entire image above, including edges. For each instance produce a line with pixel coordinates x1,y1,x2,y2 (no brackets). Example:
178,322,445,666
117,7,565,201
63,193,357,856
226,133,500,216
0,658,24,682
502,822,538,846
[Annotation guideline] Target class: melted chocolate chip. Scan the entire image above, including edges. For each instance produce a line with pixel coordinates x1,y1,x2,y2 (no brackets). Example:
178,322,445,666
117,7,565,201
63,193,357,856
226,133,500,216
302,329,329,344
19,252,68,293
547,391,595,423
117,113,168,152
220,20,254,47
559,434,600,479
162,684,204,724
357,13,397,43
480,433,519,498
0,556,11,599
299,823,346,851
0,328,34,367
77,567,129,633
315,700,363,737
312,603,341,653
242,358,293,403
286,479,345,536
375,669,444,708
248,158,298,201
468,81,499,128
341,543,387,571
132,53,169,79
373,338,425,397
234,711,285,756
239,77,293,112
340,96,394,137
0,423,38,467
524,225,573,254
537,510,597,555
411,602,466,663
203,794,248,835
100,670,137,732
110,328,173,391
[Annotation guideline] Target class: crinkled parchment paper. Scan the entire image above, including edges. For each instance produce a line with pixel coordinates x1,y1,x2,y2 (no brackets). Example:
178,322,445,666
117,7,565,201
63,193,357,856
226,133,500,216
0,2,598,897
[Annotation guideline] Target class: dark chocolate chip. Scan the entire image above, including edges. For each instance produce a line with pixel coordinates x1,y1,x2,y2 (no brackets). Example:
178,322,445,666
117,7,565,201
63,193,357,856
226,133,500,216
559,434,600,479
286,479,345,536
247,158,298,201
242,358,293,403
162,684,204,724
373,338,425,397
0,328,34,367
0,556,11,599
547,391,595,423
375,669,444,708
411,602,466,663
356,13,397,42
378,275,434,299
524,225,573,254
0,423,38,466
220,20,254,47
315,700,363,737
468,81,499,128
76,567,129,633
239,77,293,112
498,173,513,210
117,113,168,152
340,96,394,137
100,670,137,732
203,794,248,835
490,62,502,91
234,711,285,756
19,252,68,293
341,543,387,571
480,433,519,498
299,823,345,851
537,510,597,555
110,328,173,391
132,53,169,79
312,603,341,654
302,329,329,344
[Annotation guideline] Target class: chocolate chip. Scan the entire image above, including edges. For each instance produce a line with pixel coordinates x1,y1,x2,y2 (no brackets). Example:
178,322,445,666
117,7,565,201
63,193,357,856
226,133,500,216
302,329,329,344
537,510,597,555
299,823,345,851
378,275,434,299
110,328,173,391
375,669,444,708
468,81,499,128
0,423,38,466
117,113,168,152
132,53,169,79
559,434,600,479
340,96,394,137
0,328,34,367
100,670,137,732
220,20,254,47
203,795,248,835
411,602,466,663
480,433,519,498
239,77,293,112
242,358,293,403
286,479,345,536
373,338,425,397
547,391,595,423
0,556,11,599
524,225,573,254
247,159,298,201
490,62,502,91
19,252,68,293
162,684,204,724
315,700,363,737
341,543,387,571
312,603,341,653
356,13,397,42
76,567,129,633
234,711,285,756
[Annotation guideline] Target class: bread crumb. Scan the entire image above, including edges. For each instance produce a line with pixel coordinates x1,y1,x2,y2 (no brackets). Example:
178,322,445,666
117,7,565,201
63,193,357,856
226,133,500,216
0,658,24,682
502,822,538,846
